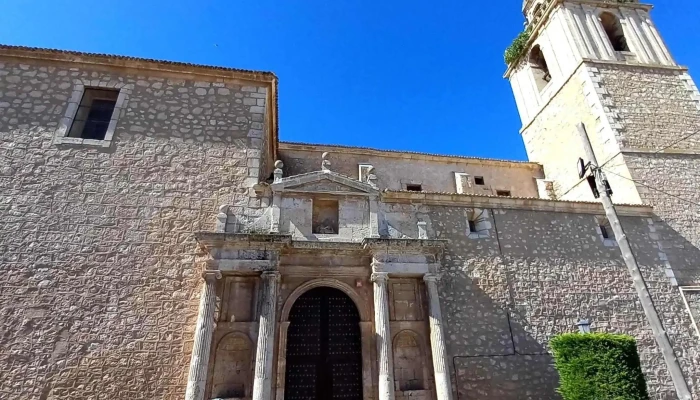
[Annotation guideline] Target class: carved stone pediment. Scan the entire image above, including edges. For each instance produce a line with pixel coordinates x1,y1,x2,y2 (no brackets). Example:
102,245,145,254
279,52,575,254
271,170,378,196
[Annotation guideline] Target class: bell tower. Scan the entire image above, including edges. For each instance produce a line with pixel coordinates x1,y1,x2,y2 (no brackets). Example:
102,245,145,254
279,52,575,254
507,0,700,246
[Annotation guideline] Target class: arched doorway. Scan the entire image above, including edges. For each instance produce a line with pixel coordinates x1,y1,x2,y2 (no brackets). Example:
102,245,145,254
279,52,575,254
284,286,363,400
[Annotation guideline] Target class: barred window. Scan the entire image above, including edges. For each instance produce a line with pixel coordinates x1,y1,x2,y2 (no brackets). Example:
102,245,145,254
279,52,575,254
68,88,119,140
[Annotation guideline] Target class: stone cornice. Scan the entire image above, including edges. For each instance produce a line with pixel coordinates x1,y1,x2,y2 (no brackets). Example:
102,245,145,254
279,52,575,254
289,241,365,251
0,44,276,82
381,190,653,217
362,238,447,253
195,232,292,250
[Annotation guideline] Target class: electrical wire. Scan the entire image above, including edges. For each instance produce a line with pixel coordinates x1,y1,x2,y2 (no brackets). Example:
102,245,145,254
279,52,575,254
603,127,700,170
601,167,700,208
558,127,700,196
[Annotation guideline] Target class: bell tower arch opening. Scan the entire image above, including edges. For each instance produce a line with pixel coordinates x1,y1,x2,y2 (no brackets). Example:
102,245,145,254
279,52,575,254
599,12,629,52
284,286,363,400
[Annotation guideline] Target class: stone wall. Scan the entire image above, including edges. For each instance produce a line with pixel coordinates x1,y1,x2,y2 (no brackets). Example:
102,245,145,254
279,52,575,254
279,144,544,197
596,66,700,152
381,202,700,399
0,58,271,399
520,63,641,204
591,64,700,253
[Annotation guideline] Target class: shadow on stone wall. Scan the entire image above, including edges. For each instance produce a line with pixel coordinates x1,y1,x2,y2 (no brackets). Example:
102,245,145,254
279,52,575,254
442,269,560,400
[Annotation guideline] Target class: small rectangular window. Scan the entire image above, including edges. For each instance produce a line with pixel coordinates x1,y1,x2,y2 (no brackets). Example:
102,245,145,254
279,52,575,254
358,164,373,182
406,184,422,192
468,220,477,233
474,176,485,185
68,88,119,140
496,190,511,197
600,225,610,239
312,199,339,234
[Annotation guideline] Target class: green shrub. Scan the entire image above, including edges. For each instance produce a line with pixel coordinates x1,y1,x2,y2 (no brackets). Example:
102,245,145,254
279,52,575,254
504,27,532,67
550,333,649,400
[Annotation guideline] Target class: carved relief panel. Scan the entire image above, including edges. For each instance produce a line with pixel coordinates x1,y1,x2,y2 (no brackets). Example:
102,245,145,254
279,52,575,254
219,276,257,323
389,280,423,321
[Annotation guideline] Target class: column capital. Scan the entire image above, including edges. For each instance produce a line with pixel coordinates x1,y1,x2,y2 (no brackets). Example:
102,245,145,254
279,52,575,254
261,270,281,282
202,269,222,281
423,273,441,283
371,272,389,284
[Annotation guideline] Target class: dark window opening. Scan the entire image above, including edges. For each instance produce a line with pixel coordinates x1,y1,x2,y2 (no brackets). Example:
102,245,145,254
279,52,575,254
600,225,610,239
68,88,119,140
468,220,477,233
529,45,552,91
406,184,422,192
600,12,629,52
474,176,485,185
312,199,339,234
496,190,511,197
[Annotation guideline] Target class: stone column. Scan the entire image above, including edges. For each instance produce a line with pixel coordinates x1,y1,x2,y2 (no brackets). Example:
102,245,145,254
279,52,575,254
252,271,281,400
424,273,453,400
372,272,395,400
184,269,221,400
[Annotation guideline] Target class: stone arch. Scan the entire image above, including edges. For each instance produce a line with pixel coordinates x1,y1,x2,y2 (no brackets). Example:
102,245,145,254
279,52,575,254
281,278,370,322
529,44,551,92
210,332,254,399
392,330,428,392
600,11,629,52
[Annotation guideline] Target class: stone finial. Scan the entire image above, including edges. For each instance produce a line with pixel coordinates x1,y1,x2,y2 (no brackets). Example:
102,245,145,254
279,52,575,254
417,220,428,239
273,160,284,183
215,205,229,233
321,152,331,172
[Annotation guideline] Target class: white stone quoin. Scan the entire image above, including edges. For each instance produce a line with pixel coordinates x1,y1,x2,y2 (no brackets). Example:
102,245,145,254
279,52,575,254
184,269,221,400
372,272,395,400
424,273,453,400
252,271,281,400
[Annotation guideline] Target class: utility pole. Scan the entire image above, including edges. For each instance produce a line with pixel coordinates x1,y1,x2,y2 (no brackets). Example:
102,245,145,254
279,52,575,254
576,122,692,400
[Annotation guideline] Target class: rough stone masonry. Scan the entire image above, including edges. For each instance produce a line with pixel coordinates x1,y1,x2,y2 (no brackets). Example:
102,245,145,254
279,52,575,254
1,0,700,399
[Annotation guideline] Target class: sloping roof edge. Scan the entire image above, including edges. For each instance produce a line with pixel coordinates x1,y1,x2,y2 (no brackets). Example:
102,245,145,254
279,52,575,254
280,141,542,168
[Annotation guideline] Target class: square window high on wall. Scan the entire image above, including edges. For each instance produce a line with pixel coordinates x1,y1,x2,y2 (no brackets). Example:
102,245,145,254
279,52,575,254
312,199,339,235
68,88,120,140
53,80,132,147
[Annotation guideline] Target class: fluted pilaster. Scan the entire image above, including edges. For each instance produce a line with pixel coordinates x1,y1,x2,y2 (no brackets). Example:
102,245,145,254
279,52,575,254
184,270,221,400
372,272,395,400
424,273,453,400
252,271,280,400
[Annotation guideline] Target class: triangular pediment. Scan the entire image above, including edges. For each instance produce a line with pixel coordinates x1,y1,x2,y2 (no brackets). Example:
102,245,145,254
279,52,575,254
271,170,378,196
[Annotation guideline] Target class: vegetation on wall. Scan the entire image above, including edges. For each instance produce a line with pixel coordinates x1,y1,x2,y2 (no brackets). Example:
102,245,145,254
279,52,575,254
504,26,532,67
550,333,649,400
505,0,637,67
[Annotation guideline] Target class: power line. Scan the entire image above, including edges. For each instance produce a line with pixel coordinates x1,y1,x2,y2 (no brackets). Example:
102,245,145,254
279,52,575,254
601,167,700,208
603,128,700,170
560,127,700,195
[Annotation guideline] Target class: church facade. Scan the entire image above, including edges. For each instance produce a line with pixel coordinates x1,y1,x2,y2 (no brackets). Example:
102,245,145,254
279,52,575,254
1,1,699,400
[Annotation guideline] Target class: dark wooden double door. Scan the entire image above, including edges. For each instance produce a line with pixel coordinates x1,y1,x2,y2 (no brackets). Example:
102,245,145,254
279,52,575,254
285,287,363,400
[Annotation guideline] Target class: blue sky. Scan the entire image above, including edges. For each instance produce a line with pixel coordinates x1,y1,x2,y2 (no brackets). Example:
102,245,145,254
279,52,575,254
1,1,699,160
